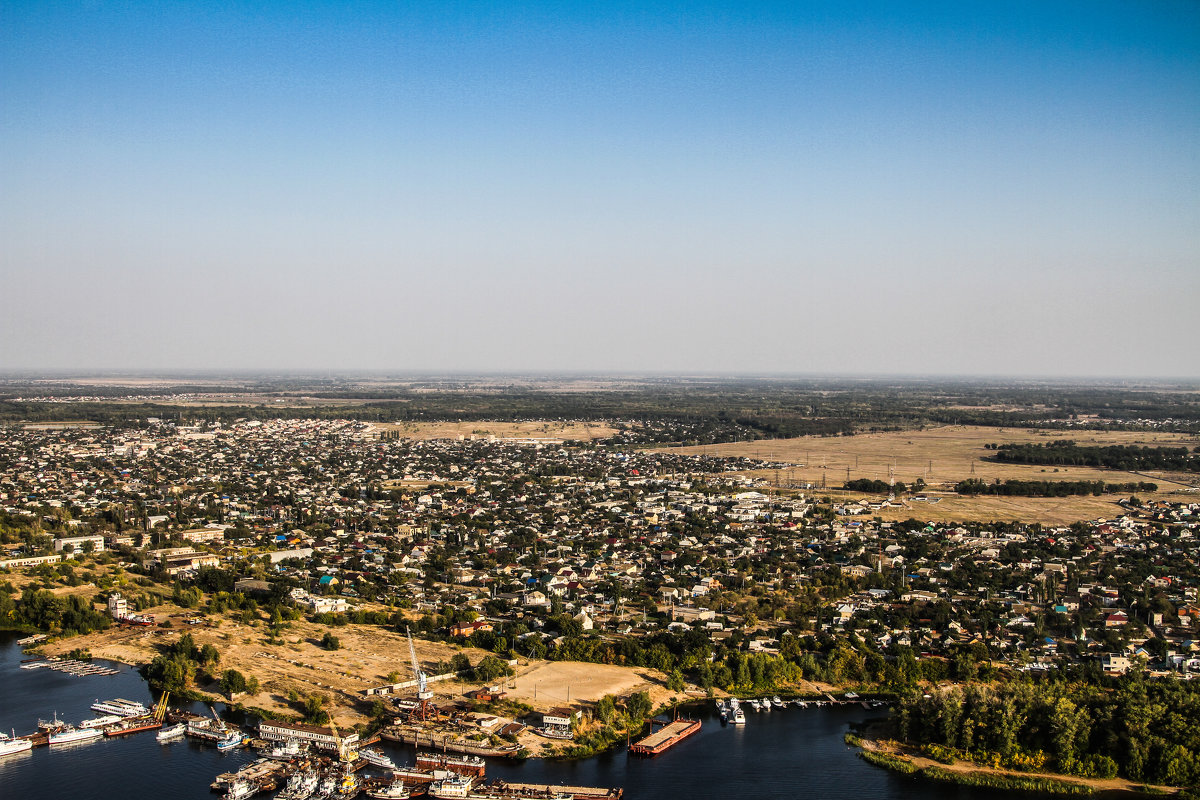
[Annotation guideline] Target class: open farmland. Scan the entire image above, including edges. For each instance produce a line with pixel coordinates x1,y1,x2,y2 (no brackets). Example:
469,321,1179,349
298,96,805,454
664,425,1199,486
664,426,1199,524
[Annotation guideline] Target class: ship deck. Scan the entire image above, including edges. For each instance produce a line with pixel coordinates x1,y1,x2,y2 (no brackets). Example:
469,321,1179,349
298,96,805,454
499,781,623,798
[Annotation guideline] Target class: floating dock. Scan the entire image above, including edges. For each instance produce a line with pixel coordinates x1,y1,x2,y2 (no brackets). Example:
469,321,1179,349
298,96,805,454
628,718,701,756
18,658,119,677
494,781,623,798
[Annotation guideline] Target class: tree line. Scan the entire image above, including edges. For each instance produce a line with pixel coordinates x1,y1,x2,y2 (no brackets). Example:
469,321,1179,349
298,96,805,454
896,673,1200,787
954,479,1158,497
0,586,112,636
987,441,1199,472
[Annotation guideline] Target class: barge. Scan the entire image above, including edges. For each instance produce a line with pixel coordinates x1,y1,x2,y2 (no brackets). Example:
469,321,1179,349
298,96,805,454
628,717,701,756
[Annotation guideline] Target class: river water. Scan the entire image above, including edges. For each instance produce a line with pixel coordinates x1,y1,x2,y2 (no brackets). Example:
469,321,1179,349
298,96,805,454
0,633,1068,799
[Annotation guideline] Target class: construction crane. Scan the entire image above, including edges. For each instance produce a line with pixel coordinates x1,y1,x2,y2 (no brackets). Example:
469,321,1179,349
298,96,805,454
152,692,170,723
209,705,227,733
327,717,355,762
407,626,433,721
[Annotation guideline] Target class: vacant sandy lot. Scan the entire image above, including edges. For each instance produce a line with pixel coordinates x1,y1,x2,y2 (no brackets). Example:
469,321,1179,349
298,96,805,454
499,659,665,710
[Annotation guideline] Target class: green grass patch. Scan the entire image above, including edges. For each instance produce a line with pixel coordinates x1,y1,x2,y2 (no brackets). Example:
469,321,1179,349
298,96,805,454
922,766,1094,796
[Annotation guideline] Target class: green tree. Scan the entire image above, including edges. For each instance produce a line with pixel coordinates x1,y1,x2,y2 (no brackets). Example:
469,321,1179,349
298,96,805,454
199,643,220,667
303,694,329,725
220,669,247,695
627,691,653,721
596,695,616,725
473,655,509,683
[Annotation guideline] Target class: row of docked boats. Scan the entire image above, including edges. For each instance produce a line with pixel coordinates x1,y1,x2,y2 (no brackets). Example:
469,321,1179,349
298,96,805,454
716,694,890,724
37,712,107,745
32,697,167,745
716,697,746,725
2,696,251,755
219,740,618,800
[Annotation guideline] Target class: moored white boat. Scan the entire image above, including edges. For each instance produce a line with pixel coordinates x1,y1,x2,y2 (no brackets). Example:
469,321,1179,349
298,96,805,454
261,737,307,759
80,714,123,729
0,732,34,757
358,747,397,770
91,698,149,717
49,725,104,745
365,780,416,800
157,722,186,741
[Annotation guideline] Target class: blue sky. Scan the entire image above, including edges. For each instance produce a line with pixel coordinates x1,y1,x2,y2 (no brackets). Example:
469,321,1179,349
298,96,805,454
2,1,1197,376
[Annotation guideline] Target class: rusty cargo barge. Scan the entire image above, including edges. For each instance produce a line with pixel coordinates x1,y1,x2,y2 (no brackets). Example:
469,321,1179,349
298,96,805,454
628,717,701,756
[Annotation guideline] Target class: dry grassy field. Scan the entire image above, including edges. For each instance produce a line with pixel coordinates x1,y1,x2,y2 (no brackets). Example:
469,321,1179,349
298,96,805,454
37,601,666,729
500,659,667,711
667,425,1198,486
665,426,1199,525
368,420,618,441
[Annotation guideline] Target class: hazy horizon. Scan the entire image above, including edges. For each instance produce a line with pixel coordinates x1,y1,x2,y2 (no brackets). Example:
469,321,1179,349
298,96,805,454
3,2,1198,377
2,369,1198,386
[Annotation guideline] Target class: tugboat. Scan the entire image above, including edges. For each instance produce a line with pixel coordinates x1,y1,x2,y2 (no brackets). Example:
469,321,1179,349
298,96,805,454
216,730,245,751
224,777,260,800
276,769,320,800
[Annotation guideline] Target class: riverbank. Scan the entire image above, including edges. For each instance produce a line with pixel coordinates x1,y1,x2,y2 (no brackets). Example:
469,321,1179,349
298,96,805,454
853,737,1185,797
0,634,980,800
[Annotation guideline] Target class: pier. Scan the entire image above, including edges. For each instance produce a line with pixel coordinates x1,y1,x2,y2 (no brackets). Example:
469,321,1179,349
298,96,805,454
628,717,701,756
18,658,119,677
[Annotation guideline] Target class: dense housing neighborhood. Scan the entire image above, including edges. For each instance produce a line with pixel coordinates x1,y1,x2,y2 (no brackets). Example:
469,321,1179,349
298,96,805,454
3,417,1199,686
0,382,1199,792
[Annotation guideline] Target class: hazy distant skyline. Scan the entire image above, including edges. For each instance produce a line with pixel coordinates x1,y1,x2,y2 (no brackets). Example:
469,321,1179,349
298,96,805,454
2,2,1198,377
